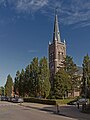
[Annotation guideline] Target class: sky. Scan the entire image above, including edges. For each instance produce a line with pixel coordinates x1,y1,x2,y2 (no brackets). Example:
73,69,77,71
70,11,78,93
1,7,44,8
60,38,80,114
0,0,90,86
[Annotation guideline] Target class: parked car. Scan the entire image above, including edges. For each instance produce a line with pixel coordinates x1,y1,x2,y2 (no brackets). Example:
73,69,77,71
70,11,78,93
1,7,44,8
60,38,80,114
1,96,8,101
12,97,23,103
8,97,13,102
77,98,88,105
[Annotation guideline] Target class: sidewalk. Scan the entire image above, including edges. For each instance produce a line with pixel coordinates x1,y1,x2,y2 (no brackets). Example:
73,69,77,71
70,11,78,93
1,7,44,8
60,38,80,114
59,105,90,120
19,102,90,120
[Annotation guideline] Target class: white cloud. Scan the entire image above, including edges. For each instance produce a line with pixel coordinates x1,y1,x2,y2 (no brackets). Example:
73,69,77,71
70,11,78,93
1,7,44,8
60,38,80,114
0,0,90,27
15,0,48,13
0,0,48,11
45,0,90,27
0,0,48,13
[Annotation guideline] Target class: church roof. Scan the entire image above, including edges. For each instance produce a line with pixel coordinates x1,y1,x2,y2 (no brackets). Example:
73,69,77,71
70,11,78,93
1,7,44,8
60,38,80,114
53,14,61,43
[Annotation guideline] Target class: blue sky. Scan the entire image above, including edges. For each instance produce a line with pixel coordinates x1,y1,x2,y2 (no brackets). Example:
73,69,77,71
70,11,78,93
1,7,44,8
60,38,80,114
0,0,90,86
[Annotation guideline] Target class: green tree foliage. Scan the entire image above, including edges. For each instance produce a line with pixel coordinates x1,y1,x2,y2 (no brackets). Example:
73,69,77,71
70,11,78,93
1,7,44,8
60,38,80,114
14,69,25,97
5,74,13,97
64,55,79,94
30,57,39,97
14,57,50,98
24,64,31,97
64,56,77,75
53,69,70,99
14,70,20,95
0,86,4,96
19,69,25,97
52,55,80,99
82,54,90,98
39,57,50,98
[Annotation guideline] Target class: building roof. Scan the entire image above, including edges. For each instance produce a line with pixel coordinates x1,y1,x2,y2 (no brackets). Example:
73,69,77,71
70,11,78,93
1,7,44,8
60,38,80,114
53,14,61,43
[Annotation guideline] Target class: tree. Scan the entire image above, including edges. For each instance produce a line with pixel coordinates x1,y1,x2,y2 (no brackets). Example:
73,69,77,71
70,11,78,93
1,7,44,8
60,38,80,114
14,70,20,96
64,55,79,95
13,57,51,98
64,56,77,76
39,57,51,98
30,57,39,97
5,74,13,97
18,69,25,97
53,69,70,99
0,86,4,96
82,54,90,98
24,64,33,97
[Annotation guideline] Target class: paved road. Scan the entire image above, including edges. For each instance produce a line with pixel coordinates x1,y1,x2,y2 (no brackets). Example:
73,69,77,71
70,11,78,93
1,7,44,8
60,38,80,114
21,103,90,120
0,101,90,120
0,101,77,120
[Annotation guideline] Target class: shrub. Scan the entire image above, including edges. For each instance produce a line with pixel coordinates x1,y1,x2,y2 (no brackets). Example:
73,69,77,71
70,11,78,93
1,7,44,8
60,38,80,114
24,97,56,105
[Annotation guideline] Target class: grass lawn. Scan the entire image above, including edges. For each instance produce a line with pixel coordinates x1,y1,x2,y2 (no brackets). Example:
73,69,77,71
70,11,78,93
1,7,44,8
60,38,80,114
56,98,75,105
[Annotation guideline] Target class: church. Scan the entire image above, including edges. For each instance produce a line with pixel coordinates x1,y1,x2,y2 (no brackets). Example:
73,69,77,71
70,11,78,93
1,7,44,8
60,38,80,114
48,13,81,97
48,13,66,81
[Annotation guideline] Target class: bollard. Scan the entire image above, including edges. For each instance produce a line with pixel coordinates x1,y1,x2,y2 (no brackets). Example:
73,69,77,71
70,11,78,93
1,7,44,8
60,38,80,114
56,104,60,114
82,103,86,112
77,103,79,109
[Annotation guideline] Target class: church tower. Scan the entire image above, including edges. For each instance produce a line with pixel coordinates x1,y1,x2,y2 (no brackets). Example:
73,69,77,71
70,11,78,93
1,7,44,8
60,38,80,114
48,13,66,81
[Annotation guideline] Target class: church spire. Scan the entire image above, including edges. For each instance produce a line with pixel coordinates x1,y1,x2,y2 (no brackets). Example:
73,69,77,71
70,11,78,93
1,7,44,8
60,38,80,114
53,12,61,42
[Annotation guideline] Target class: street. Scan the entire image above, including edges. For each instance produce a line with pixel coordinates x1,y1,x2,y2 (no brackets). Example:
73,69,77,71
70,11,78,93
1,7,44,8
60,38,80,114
0,101,90,120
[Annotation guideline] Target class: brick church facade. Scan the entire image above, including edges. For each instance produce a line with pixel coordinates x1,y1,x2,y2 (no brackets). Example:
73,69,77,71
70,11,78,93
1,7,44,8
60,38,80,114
48,14,80,97
48,14,66,82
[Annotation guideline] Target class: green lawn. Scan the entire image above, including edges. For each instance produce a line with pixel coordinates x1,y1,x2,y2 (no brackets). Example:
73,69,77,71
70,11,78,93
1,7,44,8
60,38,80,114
56,98,75,105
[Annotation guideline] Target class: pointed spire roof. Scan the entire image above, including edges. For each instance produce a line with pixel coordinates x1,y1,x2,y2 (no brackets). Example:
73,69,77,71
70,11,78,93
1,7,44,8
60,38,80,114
53,13,61,42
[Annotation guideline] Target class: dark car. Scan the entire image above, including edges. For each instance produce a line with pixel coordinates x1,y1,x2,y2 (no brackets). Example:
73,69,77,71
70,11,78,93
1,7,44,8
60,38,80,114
1,96,8,101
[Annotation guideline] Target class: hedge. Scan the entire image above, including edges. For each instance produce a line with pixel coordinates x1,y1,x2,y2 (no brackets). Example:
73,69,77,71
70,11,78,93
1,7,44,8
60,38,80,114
24,97,56,105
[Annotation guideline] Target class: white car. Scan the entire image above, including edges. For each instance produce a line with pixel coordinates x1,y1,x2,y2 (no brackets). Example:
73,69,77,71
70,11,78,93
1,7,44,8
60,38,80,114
77,98,88,105
17,98,24,103
12,97,23,103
